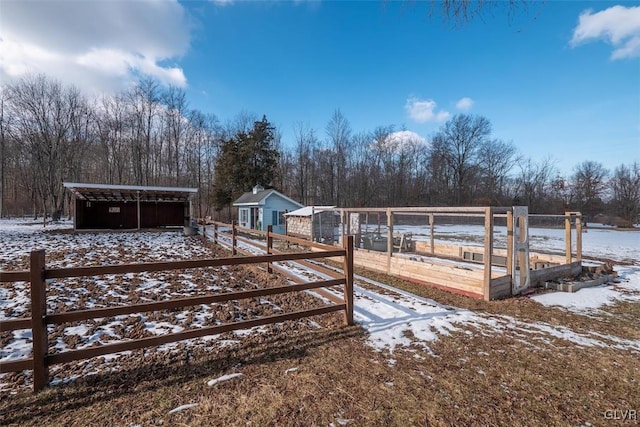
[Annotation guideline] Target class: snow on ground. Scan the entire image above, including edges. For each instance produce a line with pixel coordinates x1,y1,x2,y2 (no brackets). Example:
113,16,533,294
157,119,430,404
206,225,640,353
1,217,640,391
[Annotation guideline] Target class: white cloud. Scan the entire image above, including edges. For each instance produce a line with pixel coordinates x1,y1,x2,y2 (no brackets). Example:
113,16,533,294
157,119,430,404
0,0,191,93
456,97,474,111
571,5,640,60
405,97,450,123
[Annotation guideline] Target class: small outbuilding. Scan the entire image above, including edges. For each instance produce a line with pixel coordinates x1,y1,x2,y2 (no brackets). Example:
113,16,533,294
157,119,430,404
232,185,303,234
284,206,340,243
63,182,197,230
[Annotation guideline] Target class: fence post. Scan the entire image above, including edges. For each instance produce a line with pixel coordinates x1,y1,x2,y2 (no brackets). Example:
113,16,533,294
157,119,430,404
232,220,237,256
429,213,435,255
575,214,582,262
267,225,273,274
342,235,354,326
213,223,218,245
565,212,572,264
30,249,48,392
506,210,514,278
483,207,494,301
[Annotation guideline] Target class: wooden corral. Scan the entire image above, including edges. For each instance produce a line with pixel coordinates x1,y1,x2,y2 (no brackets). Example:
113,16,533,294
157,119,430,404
0,234,354,393
338,207,584,301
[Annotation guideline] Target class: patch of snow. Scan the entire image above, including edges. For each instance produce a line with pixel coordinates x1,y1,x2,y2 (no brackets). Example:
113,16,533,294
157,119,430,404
168,403,198,414
206,372,243,387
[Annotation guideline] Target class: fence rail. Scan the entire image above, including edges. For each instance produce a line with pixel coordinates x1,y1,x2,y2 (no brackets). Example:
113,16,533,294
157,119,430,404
0,231,354,393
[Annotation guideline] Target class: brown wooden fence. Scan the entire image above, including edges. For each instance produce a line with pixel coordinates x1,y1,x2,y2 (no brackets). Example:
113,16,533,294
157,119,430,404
0,232,354,393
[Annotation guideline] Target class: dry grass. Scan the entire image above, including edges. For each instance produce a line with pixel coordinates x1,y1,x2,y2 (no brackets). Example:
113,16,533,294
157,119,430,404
1,237,640,426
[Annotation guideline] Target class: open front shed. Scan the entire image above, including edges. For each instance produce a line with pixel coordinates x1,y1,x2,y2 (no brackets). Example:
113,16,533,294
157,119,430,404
63,182,197,230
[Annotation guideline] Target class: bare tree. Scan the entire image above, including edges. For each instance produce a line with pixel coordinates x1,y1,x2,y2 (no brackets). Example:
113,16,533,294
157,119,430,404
514,157,556,213
571,160,608,215
476,139,518,204
4,75,91,218
433,114,491,205
325,109,352,206
610,162,640,224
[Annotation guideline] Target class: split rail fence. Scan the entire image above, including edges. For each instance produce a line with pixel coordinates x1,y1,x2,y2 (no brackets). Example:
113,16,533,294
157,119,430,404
0,232,354,393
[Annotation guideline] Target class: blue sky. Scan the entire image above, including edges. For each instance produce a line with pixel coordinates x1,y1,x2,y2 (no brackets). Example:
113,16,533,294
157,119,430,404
1,0,638,175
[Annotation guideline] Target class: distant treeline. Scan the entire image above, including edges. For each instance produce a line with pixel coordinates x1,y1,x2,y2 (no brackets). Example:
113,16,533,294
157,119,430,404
1,75,638,225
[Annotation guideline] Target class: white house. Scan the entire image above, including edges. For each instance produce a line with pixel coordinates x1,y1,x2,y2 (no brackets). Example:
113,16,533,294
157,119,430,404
232,185,303,234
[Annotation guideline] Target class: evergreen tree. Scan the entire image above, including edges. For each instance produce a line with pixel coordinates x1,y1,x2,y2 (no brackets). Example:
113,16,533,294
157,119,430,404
212,115,279,210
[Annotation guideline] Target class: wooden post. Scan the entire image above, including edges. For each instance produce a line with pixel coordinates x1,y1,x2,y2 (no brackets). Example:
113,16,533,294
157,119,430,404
483,207,494,301
136,191,141,230
213,223,218,245
565,212,572,264
429,213,435,255
506,210,514,277
266,225,273,274
386,208,393,274
311,206,315,242
30,249,48,392
232,220,237,256
343,235,354,326
575,214,582,262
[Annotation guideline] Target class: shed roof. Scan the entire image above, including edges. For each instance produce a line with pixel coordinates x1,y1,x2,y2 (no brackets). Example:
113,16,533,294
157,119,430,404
284,206,338,217
233,188,303,208
63,182,197,203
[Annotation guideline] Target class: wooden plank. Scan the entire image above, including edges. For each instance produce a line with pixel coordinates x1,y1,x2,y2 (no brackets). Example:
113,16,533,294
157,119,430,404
30,249,48,392
44,251,347,279
269,264,345,305
269,232,337,251
47,305,345,366
397,275,484,299
235,224,267,236
0,358,33,374
530,261,582,287
0,318,32,332
47,278,345,325
340,206,511,214
236,234,267,250
0,270,30,282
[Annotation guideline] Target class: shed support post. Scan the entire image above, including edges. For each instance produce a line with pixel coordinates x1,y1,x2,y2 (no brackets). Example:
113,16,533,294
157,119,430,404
30,249,48,392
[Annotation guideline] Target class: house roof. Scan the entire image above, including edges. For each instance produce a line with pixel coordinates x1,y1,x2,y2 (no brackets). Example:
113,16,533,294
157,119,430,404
284,206,338,217
63,182,197,203
233,188,303,208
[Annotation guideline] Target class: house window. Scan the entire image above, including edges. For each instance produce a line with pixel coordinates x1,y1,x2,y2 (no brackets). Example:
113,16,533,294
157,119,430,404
240,209,248,223
272,210,285,226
